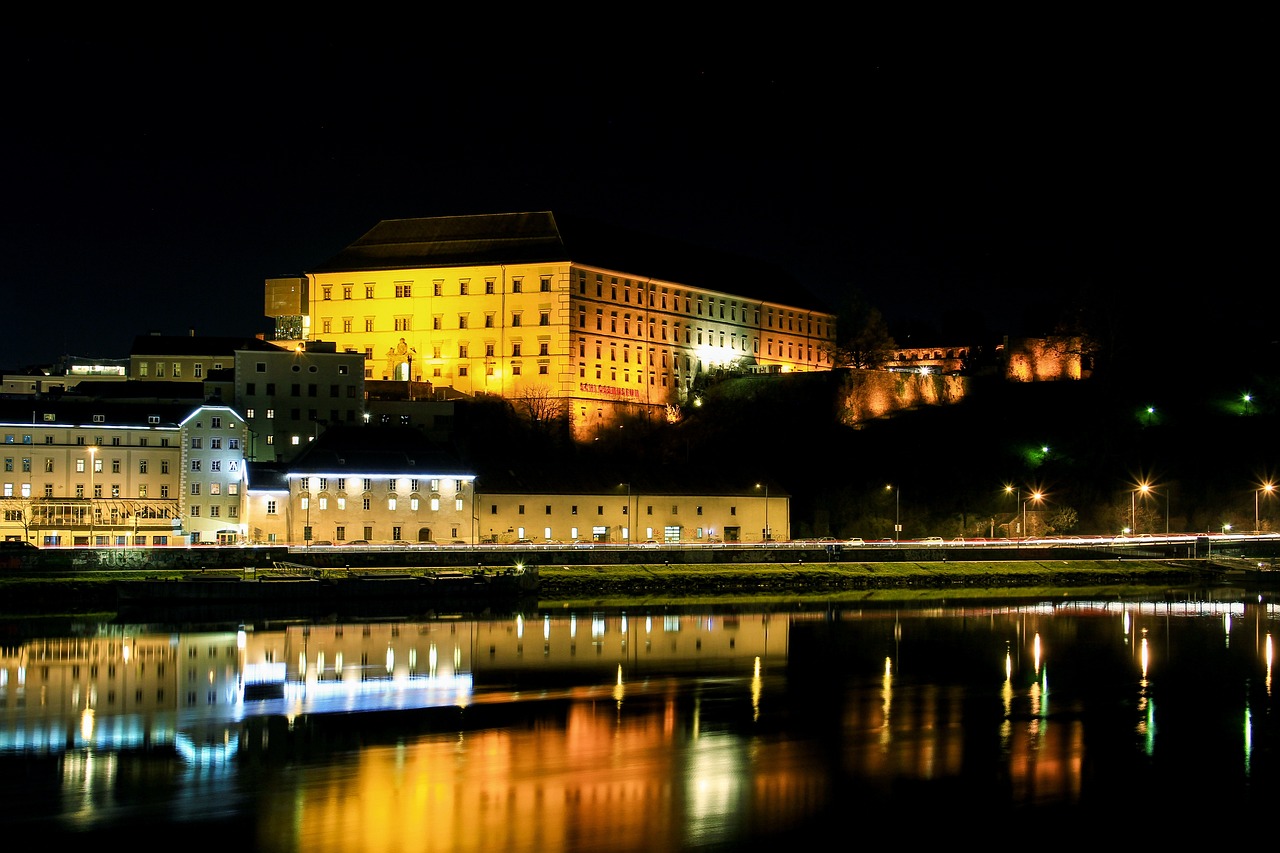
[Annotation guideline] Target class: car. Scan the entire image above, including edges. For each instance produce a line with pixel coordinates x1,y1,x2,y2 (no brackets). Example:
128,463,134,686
449,540,467,546
641,539,661,547
918,537,945,545
845,538,866,546
347,540,369,546
309,540,333,546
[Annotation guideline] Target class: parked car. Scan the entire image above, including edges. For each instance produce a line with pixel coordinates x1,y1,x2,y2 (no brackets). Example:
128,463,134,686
845,538,866,546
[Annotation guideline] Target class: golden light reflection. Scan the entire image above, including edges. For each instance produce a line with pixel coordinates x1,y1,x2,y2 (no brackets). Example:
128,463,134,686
79,708,94,742
1140,631,1150,679
1034,633,1042,673
751,657,762,722
614,664,625,708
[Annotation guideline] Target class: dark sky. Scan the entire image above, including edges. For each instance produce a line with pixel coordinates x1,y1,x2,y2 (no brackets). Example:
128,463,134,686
2,34,1268,369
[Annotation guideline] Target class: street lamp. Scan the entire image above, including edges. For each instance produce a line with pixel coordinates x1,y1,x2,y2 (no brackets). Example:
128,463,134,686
1003,485,1020,537
1023,491,1044,539
620,483,631,543
1257,482,1275,533
887,484,899,541
87,446,96,546
1243,394,1252,416
756,482,770,541
1134,482,1167,536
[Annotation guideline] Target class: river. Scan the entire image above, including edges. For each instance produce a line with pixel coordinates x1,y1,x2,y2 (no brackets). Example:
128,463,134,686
2,583,1276,850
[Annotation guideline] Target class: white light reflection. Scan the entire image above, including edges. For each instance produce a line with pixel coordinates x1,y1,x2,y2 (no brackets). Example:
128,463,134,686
1137,630,1155,755
1225,612,1232,649
1245,702,1253,777
385,646,393,674
1001,644,1013,748
1034,633,1042,673
881,656,893,748
1267,634,1274,695
516,614,524,640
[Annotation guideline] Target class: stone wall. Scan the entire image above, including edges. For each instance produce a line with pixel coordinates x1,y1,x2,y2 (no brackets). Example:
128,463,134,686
835,369,968,427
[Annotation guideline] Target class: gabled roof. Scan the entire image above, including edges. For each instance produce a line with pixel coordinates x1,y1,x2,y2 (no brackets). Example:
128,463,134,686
286,424,472,478
0,397,191,428
129,335,288,357
309,211,828,310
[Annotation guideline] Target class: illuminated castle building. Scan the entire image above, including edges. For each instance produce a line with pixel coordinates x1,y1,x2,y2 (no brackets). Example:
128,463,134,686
265,212,838,439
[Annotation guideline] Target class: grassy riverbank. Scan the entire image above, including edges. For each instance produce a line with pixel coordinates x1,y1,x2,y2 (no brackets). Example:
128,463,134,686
0,559,1219,617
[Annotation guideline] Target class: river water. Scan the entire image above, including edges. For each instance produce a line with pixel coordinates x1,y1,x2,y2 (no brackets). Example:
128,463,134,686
2,584,1277,850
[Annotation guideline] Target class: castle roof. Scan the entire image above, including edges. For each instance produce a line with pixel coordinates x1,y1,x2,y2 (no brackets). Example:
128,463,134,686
309,211,830,311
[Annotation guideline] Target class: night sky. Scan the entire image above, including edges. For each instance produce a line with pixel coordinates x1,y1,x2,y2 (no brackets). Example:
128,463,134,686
2,34,1268,370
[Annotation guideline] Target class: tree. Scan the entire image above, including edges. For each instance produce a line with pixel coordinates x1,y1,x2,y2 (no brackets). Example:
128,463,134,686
829,290,897,369
1045,505,1079,535
514,384,567,435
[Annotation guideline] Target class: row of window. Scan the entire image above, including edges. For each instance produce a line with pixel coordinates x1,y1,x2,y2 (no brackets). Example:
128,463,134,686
295,496,463,513
5,435,174,446
497,503,721,516
135,361,224,378
243,382,357,397
575,271,831,337
4,482,173,499
250,362,353,375
322,276,554,301
187,505,238,518
187,437,239,449
7,455,174,473
297,477,466,492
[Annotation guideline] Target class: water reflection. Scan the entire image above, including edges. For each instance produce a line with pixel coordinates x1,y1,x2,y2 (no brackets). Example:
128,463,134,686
3,591,1280,848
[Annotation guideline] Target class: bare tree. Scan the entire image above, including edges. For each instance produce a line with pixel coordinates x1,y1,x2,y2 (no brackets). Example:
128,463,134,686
515,384,567,433
829,290,897,369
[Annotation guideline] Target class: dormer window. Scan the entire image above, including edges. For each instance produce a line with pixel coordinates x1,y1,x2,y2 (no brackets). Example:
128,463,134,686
92,414,105,423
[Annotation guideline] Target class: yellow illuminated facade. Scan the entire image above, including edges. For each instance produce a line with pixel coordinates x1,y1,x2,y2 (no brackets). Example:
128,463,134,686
267,213,838,439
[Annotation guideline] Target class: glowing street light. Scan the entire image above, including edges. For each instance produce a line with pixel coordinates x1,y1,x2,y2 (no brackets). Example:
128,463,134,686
1243,394,1252,416
87,446,96,546
1257,482,1275,533
1003,485,1021,537
1023,491,1044,539
756,482,770,542
1135,482,1168,535
620,483,631,544
887,484,900,541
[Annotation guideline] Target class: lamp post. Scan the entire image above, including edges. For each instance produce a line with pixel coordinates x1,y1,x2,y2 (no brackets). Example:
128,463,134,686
620,483,631,544
1004,485,1020,537
1257,482,1275,533
1023,491,1044,539
887,484,899,541
756,482,770,541
88,446,96,546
